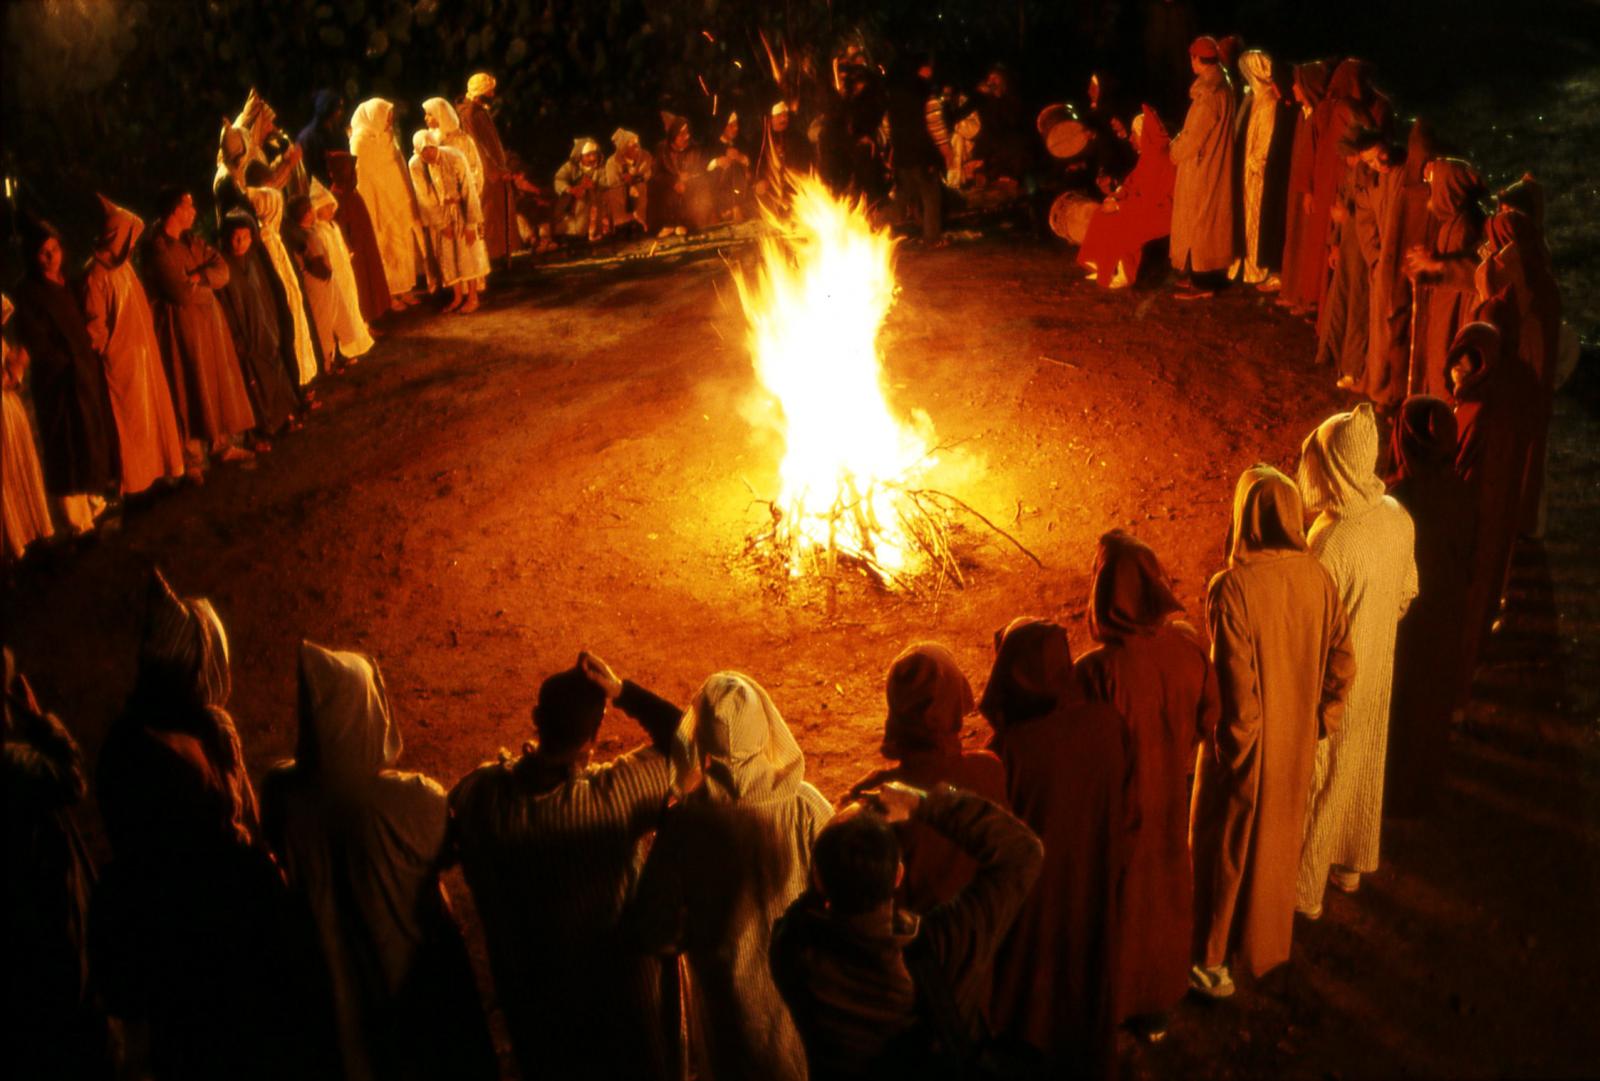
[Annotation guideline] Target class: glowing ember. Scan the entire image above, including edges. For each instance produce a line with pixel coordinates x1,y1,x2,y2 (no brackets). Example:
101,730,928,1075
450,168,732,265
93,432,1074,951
734,177,935,582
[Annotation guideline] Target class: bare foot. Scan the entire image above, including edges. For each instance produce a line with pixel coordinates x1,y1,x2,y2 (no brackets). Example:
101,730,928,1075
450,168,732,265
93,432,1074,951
459,296,479,314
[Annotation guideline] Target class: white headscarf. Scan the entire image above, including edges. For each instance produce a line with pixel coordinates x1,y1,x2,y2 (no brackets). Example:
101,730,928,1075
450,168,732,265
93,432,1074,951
611,128,640,151
1298,403,1387,517
296,641,402,779
672,672,807,807
412,129,438,154
422,97,464,136
571,137,600,161
349,98,396,158
247,185,284,230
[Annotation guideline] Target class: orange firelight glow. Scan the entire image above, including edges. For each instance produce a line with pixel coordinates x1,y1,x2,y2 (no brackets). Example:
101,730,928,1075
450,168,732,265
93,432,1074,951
733,176,935,582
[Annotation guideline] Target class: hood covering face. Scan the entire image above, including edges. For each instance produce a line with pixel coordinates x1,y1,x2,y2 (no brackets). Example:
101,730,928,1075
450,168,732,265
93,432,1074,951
1298,404,1387,517
570,137,600,160
216,121,252,186
880,643,973,759
308,177,339,215
978,617,1076,732
422,96,464,136
234,88,276,152
140,569,231,709
1293,60,1331,110
1326,58,1376,106
1446,321,1504,403
296,641,402,778
1497,173,1546,230
1137,104,1170,155
1226,464,1308,565
673,671,805,805
96,195,145,266
412,129,438,154
310,88,343,126
612,127,640,151
350,98,396,157
1389,395,1459,483
1240,50,1273,97
1089,530,1184,642
1427,157,1484,221
467,72,496,99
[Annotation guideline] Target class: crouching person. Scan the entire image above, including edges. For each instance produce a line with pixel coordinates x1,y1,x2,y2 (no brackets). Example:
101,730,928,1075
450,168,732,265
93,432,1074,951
770,781,1044,1081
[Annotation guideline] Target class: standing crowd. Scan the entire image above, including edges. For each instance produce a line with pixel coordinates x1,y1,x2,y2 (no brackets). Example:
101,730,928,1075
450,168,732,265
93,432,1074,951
1,25,1571,1081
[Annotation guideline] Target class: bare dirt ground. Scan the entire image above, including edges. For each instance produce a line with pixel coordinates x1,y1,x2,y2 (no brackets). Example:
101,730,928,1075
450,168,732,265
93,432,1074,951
6,222,1597,1077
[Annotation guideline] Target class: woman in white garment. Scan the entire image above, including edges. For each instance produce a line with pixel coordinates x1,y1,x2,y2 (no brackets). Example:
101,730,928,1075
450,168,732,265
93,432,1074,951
349,99,421,309
245,186,319,387
409,131,486,314
307,181,375,363
422,97,491,291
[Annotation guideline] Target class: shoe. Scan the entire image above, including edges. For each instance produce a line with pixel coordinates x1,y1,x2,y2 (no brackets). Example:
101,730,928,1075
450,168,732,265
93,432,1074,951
1297,901,1323,921
1330,868,1361,894
1189,964,1235,1000
1335,375,1360,390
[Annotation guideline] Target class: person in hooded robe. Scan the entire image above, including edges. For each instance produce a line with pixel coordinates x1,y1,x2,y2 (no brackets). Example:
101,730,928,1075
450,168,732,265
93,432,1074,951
1277,60,1332,314
247,186,321,387
1076,106,1175,290
410,131,487,313
1294,405,1417,913
2,294,57,557
1363,120,1439,408
79,195,186,496
843,643,1008,913
707,112,755,223
457,72,529,264
1235,51,1289,287
4,649,115,1081
1075,531,1221,1041
449,652,682,1081
1384,396,1475,818
1446,322,1539,689
606,128,655,234
142,189,259,471
215,211,303,438
422,96,492,289
627,671,831,1080
1404,158,1487,398
651,115,713,237
296,89,346,186
1250,59,1299,292
1314,126,1382,388
553,137,610,241
93,569,334,1081
982,618,1125,1080
1189,465,1356,996
261,643,496,1081
213,120,257,229
11,216,119,529
1168,37,1238,299
307,181,376,363
327,150,392,328
1475,202,1561,536
283,192,342,372
349,98,422,309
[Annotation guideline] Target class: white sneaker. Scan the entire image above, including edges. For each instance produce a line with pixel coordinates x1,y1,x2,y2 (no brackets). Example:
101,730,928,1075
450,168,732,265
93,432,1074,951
1189,963,1235,999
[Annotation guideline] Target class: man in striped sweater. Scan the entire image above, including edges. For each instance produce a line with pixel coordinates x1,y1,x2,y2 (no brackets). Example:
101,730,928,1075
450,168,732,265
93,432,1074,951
448,652,681,1081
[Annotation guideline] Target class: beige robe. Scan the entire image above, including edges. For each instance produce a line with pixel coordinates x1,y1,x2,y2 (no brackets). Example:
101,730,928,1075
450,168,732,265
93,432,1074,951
2,295,54,556
309,180,374,359
423,98,492,287
1191,466,1356,977
410,147,487,289
350,99,420,296
246,188,319,385
80,212,186,495
1169,64,1239,274
1238,54,1277,283
1296,407,1418,907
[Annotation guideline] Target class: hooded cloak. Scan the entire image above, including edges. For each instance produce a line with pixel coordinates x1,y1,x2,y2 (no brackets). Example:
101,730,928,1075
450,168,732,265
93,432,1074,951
307,181,375,358
1076,105,1175,287
456,80,520,263
1237,51,1283,283
349,98,420,296
79,196,186,495
1190,466,1355,976
1295,407,1417,910
247,187,320,384
261,643,496,1081
983,618,1124,1080
1365,120,1440,406
2,292,55,556
1279,60,1333,308
327,151,391,324
1076,532,1220,1022
410,135,486,288
215,211,303,434
1385,396,1475,817
1410,158,1486,397
296,88,346,184
1169,57,1239,273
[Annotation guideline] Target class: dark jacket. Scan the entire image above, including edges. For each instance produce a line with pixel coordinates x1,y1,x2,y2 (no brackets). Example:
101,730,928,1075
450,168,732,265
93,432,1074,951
770,788,1043,1081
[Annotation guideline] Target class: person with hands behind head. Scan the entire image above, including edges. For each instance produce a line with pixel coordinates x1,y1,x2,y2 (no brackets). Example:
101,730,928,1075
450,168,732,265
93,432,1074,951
448,650,682,1081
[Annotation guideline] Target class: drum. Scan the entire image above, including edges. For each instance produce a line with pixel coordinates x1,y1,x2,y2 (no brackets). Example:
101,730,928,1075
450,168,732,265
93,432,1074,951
1048,193,1099,244
1035,103,1072,135
1044,119,1093,160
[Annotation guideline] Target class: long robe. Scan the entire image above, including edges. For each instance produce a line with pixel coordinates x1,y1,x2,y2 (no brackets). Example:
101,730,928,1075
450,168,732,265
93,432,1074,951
1077,107,1175,287
349,99,420,297
1237,53,1278,283
217,235,302,435
262,644,495,1081
246,188,320,385
1295,408,1417,909
327,151,391,326
308,188,374,362
143,229,257,446
1409,159,1485,398
629,673,830,1081
1075,533,1221,1022
1364,123,1440,406
1314,163,1380,379
2,331,54,556
457,94,520,262
1191,466,1355,977
423,98,493,284
1168,64,1238,274
411,146,488,288
1385,397,1476,818
981,619,1124,1081
10,275,119,496
1277,62,1331,307
651,123,714,232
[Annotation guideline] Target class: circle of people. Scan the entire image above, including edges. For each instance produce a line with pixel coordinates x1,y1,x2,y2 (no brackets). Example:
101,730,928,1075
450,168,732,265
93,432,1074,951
1,33,1568,1081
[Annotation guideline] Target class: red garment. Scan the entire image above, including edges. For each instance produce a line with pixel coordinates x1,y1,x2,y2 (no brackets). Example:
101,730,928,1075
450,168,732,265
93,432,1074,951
1278,61,1331,307
327,152,391,326
1449,322,1538,682
1076,106,1174,287
457,95,521,263
983,619,1125,1081
1075,532,1221,1021
846,643,1008,912
1410,159,1486,398
1294,60,1386,313
1385,396,1476,817
1364,121,1441,406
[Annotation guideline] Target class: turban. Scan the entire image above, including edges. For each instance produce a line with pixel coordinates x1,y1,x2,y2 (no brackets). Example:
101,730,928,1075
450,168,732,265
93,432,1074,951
467,72,496,99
